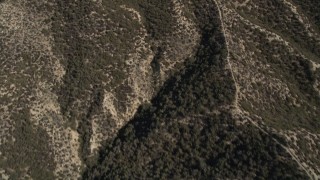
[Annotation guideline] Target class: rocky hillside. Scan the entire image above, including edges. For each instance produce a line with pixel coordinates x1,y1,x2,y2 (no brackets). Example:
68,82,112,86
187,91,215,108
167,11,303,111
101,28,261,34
0,0,319,179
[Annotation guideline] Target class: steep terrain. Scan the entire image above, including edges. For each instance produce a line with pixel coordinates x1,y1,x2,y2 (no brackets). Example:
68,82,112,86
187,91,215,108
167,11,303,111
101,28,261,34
217,0,320,178
0,0,319,179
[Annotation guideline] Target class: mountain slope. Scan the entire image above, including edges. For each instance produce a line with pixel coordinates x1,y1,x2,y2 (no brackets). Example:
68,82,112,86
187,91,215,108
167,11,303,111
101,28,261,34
0,0,319,179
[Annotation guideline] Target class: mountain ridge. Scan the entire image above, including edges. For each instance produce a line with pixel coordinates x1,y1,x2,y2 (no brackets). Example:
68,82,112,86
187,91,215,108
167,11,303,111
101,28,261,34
0,0,319,179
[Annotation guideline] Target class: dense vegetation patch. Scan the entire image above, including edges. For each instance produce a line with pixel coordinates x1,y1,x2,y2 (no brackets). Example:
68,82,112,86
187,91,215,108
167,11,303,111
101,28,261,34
85,113,307,179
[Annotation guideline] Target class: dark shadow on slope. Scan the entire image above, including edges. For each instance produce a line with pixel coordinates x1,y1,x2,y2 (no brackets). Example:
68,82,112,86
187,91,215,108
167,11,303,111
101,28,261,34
83,0,309,179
